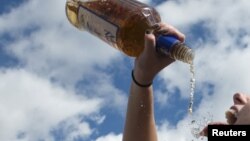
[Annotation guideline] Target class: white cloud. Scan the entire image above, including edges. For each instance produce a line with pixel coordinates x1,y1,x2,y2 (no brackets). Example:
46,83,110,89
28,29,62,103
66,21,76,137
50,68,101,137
138,0,151,4
155,89,170,107
55,117,93,141
89,114,106,125
0,69,102,141
95,133,122,141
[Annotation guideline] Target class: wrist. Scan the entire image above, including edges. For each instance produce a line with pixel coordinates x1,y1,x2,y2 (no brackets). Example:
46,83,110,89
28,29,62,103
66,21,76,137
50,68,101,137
132,68,154,87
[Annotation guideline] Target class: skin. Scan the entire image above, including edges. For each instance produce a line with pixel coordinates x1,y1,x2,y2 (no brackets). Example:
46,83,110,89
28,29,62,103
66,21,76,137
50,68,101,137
122,23,185,141
200,92,250,136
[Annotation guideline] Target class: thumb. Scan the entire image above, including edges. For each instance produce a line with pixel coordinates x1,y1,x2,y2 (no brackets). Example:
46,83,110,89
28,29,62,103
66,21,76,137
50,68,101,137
144,30,156,51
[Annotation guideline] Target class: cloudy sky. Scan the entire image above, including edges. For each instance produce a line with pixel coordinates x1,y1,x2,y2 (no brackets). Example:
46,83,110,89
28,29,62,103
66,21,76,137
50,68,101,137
0,0,250,141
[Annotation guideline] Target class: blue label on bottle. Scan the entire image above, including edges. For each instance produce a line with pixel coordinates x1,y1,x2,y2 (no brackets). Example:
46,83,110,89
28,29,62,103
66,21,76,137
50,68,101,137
156,35,180,55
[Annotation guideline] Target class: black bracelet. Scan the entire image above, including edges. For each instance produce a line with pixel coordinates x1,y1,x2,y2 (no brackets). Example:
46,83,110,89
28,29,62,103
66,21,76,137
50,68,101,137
131,70,152,87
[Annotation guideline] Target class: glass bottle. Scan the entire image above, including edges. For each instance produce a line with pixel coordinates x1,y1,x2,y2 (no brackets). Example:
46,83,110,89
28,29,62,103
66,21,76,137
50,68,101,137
65,0,194,64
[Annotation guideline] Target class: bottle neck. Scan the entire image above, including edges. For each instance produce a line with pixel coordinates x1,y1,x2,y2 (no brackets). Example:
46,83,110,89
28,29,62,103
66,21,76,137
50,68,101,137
156,35,194,64
171,43,194,64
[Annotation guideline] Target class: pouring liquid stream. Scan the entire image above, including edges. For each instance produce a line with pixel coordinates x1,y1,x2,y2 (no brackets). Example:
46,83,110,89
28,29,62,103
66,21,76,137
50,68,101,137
188,61,195,115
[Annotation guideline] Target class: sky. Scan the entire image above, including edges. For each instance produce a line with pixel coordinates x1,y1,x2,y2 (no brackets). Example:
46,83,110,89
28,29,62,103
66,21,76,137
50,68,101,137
0,0,250,141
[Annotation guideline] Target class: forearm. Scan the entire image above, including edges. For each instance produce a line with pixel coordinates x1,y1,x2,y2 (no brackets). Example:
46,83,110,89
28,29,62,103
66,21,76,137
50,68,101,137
122,78,157,141
122,26,178,141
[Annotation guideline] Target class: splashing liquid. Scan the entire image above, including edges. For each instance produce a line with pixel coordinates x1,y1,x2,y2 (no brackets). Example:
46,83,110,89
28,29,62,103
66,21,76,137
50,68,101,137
189,112,214,140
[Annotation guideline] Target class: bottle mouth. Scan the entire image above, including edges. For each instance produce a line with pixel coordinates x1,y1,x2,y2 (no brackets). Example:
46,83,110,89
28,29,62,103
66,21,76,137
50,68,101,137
171,44,195,64
186,49,195,64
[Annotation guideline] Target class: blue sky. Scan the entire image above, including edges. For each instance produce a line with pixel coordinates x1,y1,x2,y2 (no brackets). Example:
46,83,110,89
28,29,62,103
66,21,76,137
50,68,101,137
1,0,250,141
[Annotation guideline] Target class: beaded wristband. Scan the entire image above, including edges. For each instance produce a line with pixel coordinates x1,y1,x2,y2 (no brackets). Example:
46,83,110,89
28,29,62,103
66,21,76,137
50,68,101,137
131,70,152,87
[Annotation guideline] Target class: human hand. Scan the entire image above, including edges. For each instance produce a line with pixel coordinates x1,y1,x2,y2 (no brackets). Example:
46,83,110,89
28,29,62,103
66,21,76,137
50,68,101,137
132,23,185,86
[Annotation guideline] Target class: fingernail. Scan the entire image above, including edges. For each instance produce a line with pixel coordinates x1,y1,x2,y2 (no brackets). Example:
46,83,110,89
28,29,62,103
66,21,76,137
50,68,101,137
152,23,160,29
145,29,151,34
159,29,169,35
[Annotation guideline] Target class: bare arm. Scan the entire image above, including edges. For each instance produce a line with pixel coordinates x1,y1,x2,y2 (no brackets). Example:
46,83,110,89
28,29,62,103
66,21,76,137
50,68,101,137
123,24,185,141
122,79,157,141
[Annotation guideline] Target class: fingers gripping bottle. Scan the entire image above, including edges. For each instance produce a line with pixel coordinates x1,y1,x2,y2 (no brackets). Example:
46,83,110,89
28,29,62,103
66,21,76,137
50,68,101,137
65,0,194,64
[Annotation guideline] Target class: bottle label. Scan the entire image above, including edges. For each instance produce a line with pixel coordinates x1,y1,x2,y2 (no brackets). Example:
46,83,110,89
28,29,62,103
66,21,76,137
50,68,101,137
78,6,118,48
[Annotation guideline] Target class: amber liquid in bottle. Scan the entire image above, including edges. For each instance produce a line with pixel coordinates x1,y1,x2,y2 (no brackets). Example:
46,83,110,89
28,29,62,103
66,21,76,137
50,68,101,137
66,0,161,57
